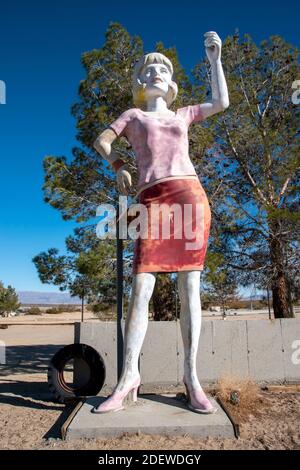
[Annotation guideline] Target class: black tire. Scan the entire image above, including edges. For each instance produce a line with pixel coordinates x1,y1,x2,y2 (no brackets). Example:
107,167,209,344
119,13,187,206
48,343,105,403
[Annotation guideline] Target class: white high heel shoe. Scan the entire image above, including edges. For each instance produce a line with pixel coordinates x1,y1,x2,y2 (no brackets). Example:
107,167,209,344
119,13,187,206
183,377,217,414
91,376,141,414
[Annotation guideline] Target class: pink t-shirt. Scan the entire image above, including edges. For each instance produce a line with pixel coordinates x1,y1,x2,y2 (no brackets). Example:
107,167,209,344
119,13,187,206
108,105,205,190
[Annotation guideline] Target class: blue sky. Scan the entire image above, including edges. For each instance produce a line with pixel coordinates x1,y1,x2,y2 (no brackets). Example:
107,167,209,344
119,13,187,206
0,0,299,293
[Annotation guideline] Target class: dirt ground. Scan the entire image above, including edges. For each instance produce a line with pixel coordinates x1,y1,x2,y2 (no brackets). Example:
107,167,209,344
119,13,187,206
0,323,300,450
0,374,299,450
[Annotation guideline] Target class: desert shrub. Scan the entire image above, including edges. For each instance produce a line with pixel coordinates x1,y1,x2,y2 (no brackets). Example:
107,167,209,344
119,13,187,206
86,303,117,320
214,375,266,423
25,307,42,315
226,300,246,309
255,299,269,308
45,304,80,314
87,303,113,313
45,306,65,314
57,304,81,312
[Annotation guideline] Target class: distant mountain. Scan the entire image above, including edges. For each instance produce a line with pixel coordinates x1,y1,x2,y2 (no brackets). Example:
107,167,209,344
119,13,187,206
17,291,82,305
17,290,264,305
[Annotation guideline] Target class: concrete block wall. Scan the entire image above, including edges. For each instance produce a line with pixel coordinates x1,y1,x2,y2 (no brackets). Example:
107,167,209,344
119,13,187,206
74,319,300,390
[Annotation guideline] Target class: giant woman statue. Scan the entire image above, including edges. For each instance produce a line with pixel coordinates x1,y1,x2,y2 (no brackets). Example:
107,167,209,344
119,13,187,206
92,31,229,414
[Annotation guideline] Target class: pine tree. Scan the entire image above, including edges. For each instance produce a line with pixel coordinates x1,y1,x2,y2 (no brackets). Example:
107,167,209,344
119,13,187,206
0,282,20,317
191,32,300,318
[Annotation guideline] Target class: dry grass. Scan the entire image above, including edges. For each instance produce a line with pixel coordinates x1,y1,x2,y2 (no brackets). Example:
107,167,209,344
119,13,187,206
214,375,268,424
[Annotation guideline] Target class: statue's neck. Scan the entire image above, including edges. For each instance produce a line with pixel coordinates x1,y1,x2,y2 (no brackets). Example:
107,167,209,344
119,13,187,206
144,96,169,113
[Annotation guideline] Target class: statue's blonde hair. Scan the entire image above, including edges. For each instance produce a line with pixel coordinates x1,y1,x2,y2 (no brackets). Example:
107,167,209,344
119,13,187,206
132,52,178,110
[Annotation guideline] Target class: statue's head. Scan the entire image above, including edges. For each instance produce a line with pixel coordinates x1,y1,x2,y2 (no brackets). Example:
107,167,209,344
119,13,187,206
132,52,178,110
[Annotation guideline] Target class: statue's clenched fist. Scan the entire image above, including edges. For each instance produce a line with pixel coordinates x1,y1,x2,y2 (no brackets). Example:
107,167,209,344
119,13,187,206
204,31,222,63
117,166,132,195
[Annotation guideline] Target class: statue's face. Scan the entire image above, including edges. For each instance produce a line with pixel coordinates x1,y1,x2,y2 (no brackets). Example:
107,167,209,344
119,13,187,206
140,63,172,102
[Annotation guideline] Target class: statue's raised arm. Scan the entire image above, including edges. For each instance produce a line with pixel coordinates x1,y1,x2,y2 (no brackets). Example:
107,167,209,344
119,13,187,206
198,31,229,119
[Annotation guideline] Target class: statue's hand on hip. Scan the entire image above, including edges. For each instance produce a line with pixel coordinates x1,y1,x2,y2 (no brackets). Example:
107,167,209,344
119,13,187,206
117,166,132,195
204,31,222,63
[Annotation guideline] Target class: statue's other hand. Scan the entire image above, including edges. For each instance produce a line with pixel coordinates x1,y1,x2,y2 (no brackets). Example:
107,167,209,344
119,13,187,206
204,31,222,63
117,167,132,195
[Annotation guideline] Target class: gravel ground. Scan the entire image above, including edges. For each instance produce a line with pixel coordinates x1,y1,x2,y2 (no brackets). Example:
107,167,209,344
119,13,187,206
0,373,299,450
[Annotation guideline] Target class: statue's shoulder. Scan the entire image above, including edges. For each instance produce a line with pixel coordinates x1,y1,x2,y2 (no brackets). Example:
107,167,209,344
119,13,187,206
176,105,190,115
119,108,140,119
128,107,141,116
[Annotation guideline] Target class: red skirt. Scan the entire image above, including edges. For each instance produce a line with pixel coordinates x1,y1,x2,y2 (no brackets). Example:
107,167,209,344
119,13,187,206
131,178,211,274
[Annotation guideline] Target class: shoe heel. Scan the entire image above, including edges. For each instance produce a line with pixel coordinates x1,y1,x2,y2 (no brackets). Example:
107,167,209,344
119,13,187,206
132,386,138,402
123,384,139,405
184,382,190,402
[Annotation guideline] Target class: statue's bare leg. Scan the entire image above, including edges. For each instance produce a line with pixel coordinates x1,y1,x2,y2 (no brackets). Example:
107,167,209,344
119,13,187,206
177,270,216,413
116,271,157,391
178,270,202,389
92,272,156,412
